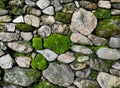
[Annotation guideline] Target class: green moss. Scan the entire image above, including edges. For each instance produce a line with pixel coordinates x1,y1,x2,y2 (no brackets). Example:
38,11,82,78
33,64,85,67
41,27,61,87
32,37,43,50
94,8,111,19
0,1,5,9
89,70,98,79
16,23,35,32
62,3,75,13
44,34,71,54
90,45,108,52
103,60,116,69
31,54,48,70
55,12,72,24
95,16,120,38
26,70,40,78
0,23,7,32
9,7,23,15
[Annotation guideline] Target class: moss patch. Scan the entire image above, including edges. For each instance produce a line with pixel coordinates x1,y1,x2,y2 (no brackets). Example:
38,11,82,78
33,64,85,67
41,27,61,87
26,70,40,78
44,34,71,54
55,12,72,24
89,70,98,79
0,1,5,9
16,23,35,32
31,54,48,70
32,37,43,50
103,60,116,69
0,23,7,32
9,7,23,15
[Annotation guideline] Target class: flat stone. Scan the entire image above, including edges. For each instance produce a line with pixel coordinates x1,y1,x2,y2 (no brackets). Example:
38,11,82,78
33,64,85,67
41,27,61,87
38,25,51,38
96,47,120,60
7,41,33,53
24,15,40,27
111,0,120,3
43,63,74,87
59,0,73,3
3,84,22,88
111,3,120,9
70,8,97,35
98,1,111,9
88,34,107,46
0,9,8,16
112,61,120,70
110,69,120,77
0,54,13,69
16,56,31,68
43,6,54,15
0,42,7,50
0,15,11,22
0,32,20,42
25,0,35,6
97,72,120,88
70,32,93,45
77,56,89,63
4,66,40,86
0,49,5,56
28,8,41,16
13,16,24,23
50,0,62,11
5,23,16,32
36,0,50,9
57,52,75,63
111,9,120,15
71,45,93,55
21,32,33,41
36,49,58,61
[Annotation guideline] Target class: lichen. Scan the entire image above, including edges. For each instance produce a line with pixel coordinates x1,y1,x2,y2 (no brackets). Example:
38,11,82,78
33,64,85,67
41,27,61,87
44,34,71,54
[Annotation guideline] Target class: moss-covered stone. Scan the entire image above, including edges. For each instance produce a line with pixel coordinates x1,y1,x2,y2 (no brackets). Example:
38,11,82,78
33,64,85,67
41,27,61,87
32,37,43,50
103,60,116,69
89,70,98,79
62,3,75,13
0,23,7,32
44,34,71,54
31,54,48,70
95,16,120,38
26,70,40,78
16,23,35,32
55,12,72,24
94,8,111,19
9,7,23,15
0,0,5,9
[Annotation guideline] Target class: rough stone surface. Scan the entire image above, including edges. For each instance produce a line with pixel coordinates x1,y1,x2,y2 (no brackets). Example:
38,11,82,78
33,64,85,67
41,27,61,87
0,15,11,22
50,0,62,11
77,56,89,63
42,6,54,15
70,8,97,35
13,16,24,23
70,63,87,70
0,10,8,16
36,0,50,9
43,63,74,87
98,1,111,9
110,69,120,77
21,32,33,41
112,61,120,70
111,9,120,15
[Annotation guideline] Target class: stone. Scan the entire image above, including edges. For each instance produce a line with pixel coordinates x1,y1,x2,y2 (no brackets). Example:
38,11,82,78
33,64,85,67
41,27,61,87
111,3,120,9
74,1,80,8
88,34,107,46
3,84,22,88
9,7,23,16
111,9,120,15
0,49,5,56
16,56,31,68
43,63,74,87
7,41,33,53
38,25,51,38
110,69,120,77
25,0,35,6
96,47,120,60
4,66,40,86
0,32,20,42
111,0,120,3
52,22,70,34
71,8,97,35
0,42,7,50
74,79,98,88
13,16,24,23
57,52,75,63
77,56,89,63
5,23,16,32
27,7,41,16
112,61,120,70
70,32,93,45
59,0,73,3
71,45,93,55
36,49,58,61
62,3,75,13
0,54,13,69
9,0,24,6
0,9,8,16
36,0,50,9
0,15,11,22
21,32,33,41
97,72,120,88
24,15,40,27
43,6,54,15
98,1,111,9
50,0,62,11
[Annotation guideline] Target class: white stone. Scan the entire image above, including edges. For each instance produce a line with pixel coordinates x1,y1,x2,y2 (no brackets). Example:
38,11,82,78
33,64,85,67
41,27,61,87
36,49,58,61
43,6,54,15
6,23,16,32
13,16,24,23
21,32,33,41
77,56,89,62
0,15,11,22
36,0,50,9
98,1,111,9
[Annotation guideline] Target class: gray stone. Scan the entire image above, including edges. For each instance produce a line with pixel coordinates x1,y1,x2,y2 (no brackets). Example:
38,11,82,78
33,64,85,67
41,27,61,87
0,15,11,22
5,23,16,32
98,1,111,9
88,34,107,46
4,67,40,86
3,84,23,88
62,3,75,13
36,0,50,9
0,9,8,16
43,63,74,87
77,56,89,62
109,35,120,48
24,15,40,27
13,16,24,23
57,52,75,63
0,42,7,50
0,32,20,42
71,45,93,55
50,0,62,11
7,41,33,53
43,6,54,15
36,49,58,61
110,69,120,77
97,72,120,88
111,3,120,9
112,61,120,70
74,1,80,8
0,49,5,56
70,8,97,35
25,0,35,6
27,8,41,16
111,0,120,3
59,0,73,3
111,9,120,15
21,32,33,41
70,32,93,45
16,56,31,68
96,47,120,60
9,0,24,6
0,54,14,69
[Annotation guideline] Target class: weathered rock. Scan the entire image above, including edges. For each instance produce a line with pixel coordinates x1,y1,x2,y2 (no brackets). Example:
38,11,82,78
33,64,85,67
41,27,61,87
59,0,73,3
70,8,97,35
16,56,31,68
111,9,120,15
0,42,7,50
27,7,41,16
0,49,5,56
24,15,40,27
36,49,58,61
3,84,22,88
112,3,120,9
57,52,75,63
13,16,24,23
62,3,75,13
88,35,107,46
97,72,120,88
70,32,93,45
98,1,111,9
71,45,93,55
50,0,62,11
0,32,20,42
21,32,33,41
112,61,120,70
96,47,120,60
7,41,33,53
77,56,89,63
74,1,80,8
36,0,50,9
43,6,54,15
4,67,40,86
0,54,13,69
5,23,16,32
111,0,120,3
0,15,11,22
25,0,35,6
9,0,24,6
110,69,120,77
0,9,8,16
43,63,74,87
